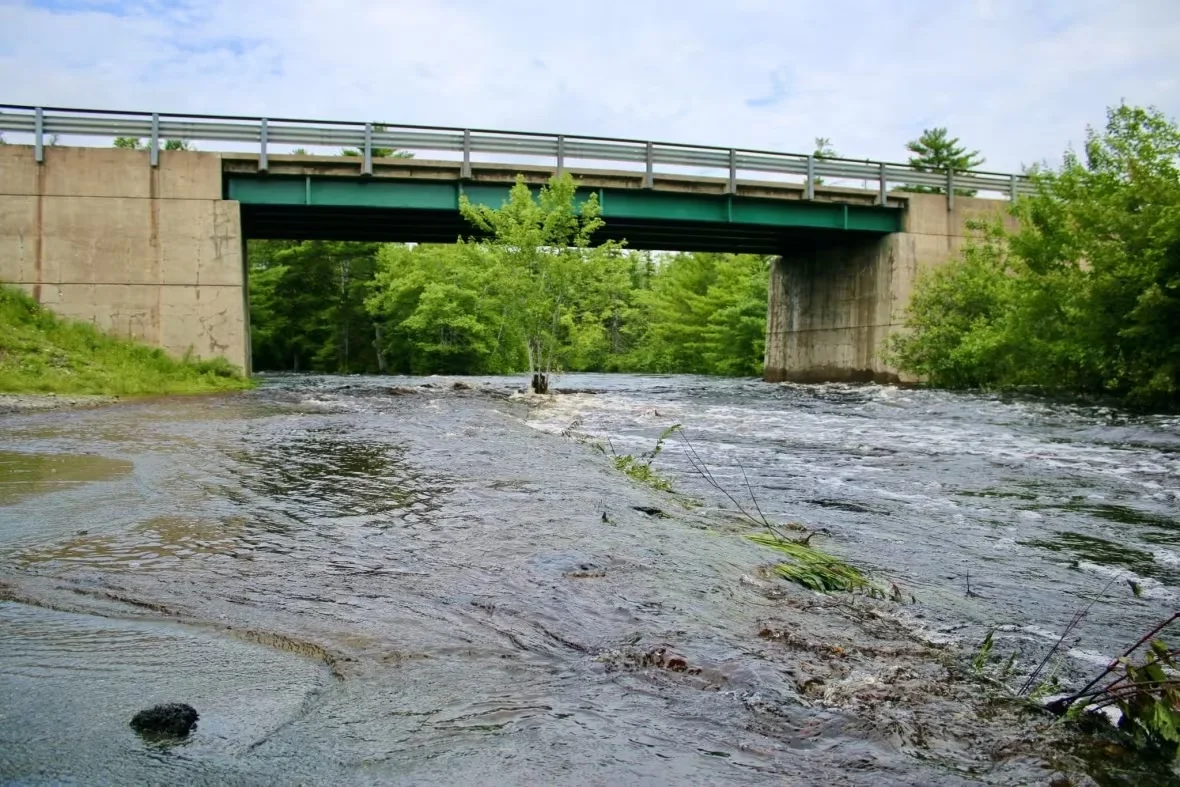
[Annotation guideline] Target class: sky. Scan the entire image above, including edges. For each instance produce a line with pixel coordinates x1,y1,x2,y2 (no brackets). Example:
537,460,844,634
1,0,1178,173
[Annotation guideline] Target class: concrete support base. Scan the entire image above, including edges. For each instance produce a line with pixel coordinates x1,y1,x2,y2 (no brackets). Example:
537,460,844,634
764,235,902,384
763,193,1016,384
0,146,249,372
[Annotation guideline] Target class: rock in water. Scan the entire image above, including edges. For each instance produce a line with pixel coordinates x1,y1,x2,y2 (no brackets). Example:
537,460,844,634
130,703,199,737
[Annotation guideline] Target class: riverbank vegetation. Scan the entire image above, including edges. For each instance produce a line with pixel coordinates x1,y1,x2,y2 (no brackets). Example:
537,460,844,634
892,104,1180,410
248,177,769,384
0,285,252,396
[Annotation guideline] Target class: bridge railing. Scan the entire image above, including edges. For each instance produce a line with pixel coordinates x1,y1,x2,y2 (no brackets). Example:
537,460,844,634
0,104,1036,207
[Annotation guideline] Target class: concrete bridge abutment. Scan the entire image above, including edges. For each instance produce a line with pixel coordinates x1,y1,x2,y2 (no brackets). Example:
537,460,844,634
0,145,249,372
763,193,1017,384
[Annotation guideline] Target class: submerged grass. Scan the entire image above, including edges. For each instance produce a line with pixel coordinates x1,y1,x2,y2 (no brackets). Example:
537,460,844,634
609,424,680,493
0,284,253,396
580,422,892,599
748,532,886,598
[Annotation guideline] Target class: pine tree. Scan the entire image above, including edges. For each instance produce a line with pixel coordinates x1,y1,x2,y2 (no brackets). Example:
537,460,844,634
901,127,985,195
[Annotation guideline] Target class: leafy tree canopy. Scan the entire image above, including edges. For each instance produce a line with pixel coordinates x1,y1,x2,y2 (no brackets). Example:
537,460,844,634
891,103,1180,410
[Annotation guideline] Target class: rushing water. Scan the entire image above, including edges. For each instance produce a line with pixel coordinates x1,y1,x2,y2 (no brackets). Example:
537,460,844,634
1,374,1178,785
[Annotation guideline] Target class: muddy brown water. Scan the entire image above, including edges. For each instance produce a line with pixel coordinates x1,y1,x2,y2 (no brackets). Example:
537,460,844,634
1,374,1178,785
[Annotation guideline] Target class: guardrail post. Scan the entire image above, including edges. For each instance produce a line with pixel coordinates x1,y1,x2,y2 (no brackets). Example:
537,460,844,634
556,135,565,177
149,113,160,167
726,148,737,195
878,162,888,205
362,123,373,176
946,168,954,210
33,107,44,163
461,129,472,179
1009,173,1018,203
259,118,268,172
805,155,815,200
643,142,654,189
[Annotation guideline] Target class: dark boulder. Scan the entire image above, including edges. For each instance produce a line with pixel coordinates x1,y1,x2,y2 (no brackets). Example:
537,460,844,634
130,703,199,737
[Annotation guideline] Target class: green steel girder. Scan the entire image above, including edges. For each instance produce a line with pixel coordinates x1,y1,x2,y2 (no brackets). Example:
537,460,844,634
226,175,902,244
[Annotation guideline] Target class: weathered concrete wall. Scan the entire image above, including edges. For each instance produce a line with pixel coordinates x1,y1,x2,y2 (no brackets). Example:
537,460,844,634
764,193,1017,383
0,145,248,371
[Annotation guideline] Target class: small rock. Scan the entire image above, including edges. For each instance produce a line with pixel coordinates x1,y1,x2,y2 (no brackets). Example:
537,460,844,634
451,381,471,390
130,703,199,737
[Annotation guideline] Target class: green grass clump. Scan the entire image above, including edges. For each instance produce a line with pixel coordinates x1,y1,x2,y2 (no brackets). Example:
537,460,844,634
748,532,884,597
609,424,680,492
0,284,254,396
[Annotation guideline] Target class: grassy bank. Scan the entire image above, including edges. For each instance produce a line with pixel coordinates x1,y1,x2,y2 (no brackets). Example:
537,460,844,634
0,285,253,396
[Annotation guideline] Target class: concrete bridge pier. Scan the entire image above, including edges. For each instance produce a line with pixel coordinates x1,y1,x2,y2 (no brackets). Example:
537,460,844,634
763,193,1015,384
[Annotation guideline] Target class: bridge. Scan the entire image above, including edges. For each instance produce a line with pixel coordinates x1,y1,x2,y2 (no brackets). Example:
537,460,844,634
227,156,904,253
0,105,1028,380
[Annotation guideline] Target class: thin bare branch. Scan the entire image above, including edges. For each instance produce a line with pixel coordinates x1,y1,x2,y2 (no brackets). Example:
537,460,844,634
735,456,770,527
1020,575,1120,696
1054,610,1180,707
677,428,795,544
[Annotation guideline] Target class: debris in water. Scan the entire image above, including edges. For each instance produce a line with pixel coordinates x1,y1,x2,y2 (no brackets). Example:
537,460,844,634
564,563,607,578
596,646,702,676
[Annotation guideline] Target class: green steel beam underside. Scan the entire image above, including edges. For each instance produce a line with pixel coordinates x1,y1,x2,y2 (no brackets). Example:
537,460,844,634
227,176,902,234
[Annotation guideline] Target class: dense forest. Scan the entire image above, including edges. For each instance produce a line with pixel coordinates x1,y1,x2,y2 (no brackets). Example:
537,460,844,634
247,238,770,379
891,104,1180,410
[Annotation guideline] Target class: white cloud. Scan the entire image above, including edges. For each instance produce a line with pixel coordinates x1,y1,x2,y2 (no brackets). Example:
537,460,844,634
1,0,1178,171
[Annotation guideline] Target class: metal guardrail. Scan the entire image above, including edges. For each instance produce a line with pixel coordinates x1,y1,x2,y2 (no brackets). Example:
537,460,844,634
0,104,1036,207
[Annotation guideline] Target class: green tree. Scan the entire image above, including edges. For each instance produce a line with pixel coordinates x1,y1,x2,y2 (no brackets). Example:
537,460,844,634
624,253,768,376
248,240,384,373
900,127,985,195
341,146,413,159
112,137,193,151
698,255,770,375
813,137,836,159
365,243,521,374
812,137,837,186
891,103,1180,410
341,125,413,159
458,173,623,392
557,244,636,372
887,223,1019,388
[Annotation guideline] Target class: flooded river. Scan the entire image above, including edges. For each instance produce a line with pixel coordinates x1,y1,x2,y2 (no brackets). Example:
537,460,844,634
1,374,1178,785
